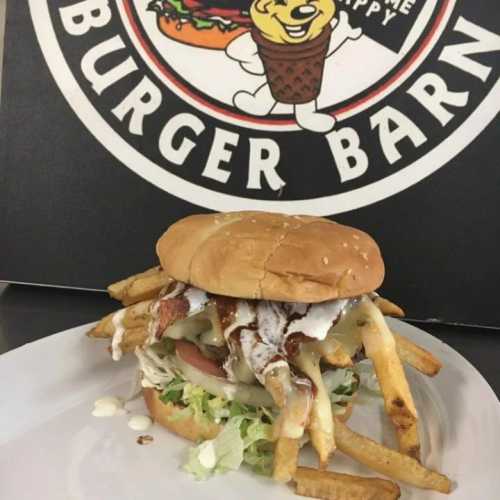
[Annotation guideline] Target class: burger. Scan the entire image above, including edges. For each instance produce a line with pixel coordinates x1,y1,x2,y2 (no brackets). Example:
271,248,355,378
89,211,419,483
148,0,253,49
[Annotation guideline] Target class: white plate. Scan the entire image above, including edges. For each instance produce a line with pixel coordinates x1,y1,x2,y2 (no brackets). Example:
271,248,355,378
0,319,499,499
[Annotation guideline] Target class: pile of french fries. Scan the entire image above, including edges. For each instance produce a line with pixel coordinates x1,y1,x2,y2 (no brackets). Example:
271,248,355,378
89,267,451,500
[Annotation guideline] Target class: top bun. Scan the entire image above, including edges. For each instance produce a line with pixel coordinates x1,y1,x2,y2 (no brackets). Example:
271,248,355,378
156,212,384,303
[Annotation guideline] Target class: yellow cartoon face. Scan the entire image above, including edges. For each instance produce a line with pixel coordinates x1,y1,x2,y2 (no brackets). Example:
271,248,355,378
250,0,336,44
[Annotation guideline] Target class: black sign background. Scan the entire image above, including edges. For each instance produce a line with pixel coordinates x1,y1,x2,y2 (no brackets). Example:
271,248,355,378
337,0,426,53
1,1,499,327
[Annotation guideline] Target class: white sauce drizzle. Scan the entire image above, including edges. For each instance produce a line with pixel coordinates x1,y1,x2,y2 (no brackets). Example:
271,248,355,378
287,300,350,341
163,281,186,300
146,281,191,344
258,301,287,347
207,15,233,25
223,300,256,341
128,415,153,431
92,396,125,417
198,441,217,468
135,346,175,389
283,302,309,317
222,354,238,382
222,298,356,382
184,286,209,316
111,309,127,361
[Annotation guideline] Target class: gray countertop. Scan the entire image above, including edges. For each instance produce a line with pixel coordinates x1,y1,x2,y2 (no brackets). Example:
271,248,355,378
0,283,499,398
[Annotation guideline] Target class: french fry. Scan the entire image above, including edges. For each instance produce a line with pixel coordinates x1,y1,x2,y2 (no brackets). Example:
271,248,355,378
373,296,405,318
355,300,420,460
311,335,353,368
294,466,401,500
334,419,451,494
88,300,153,338
393,332,442,377
273,437,299,483
108,266,171,306
116,326,148,354
322,346,353,368
294,347,335,468
265,366,291,408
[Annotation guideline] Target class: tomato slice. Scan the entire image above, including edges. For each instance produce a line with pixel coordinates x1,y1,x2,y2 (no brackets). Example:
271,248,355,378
175,339,226,378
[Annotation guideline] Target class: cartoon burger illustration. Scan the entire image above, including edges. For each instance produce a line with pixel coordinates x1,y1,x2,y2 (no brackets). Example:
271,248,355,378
226,0,362,132
148,0,254,49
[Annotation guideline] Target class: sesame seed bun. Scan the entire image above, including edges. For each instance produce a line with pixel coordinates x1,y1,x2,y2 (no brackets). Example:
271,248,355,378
156,211,385,303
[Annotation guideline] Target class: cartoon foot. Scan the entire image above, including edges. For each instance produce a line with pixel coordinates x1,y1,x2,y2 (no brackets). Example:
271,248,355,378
233,85,276,116
295,101,336,133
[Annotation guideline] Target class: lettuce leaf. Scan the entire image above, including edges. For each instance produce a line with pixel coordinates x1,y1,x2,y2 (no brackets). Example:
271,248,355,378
184,417,245,480
355,361,381,394
159,375,186,404
148,0,240,33
323,368,359,405
184,412,274,480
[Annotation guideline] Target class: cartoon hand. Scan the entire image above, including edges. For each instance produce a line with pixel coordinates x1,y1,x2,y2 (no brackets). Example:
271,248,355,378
226,32,265,75
337,10,363,40
327,10,363,57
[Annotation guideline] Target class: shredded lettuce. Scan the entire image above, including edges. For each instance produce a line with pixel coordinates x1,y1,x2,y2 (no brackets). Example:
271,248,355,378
184,416,245,479
148,0,240,33
159,375,186,404
160,362,379,482
157,376,275,478
184,411,274,480
354,361,382,394
323,368,359,404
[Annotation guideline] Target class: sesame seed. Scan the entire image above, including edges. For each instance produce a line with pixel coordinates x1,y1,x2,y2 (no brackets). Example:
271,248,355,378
364,265,369,270
352,234,360,240
283,222,290,228
354,245,359,251
251,219,257,223
293,215,302,220
342,242,348,248
322,257,329,265
361,252,368,261
214,219,220,225
225,232,230,236
347,268,353,275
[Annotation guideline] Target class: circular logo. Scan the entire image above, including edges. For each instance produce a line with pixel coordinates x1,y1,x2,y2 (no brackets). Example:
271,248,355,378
30,0,500,214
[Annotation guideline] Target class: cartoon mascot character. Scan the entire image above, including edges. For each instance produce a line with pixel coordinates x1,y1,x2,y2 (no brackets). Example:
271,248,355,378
226,0,362,133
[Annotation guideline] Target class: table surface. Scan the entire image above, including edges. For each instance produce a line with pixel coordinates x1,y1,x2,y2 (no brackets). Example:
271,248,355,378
0,283,499,398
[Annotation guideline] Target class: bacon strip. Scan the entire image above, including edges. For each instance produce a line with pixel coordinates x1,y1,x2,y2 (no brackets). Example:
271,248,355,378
157,298,189,339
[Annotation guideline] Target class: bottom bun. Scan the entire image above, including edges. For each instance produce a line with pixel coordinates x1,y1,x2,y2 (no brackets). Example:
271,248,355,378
143,387,221,442
144,389,354,443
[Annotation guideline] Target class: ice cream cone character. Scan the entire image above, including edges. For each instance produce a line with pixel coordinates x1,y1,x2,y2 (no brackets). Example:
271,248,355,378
226,1,362,133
